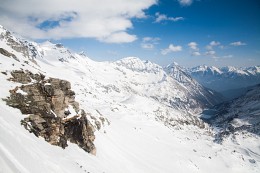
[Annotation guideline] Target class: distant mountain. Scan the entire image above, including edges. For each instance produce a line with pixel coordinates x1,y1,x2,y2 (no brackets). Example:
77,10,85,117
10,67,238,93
164,62,224,108
114,57,224,114
187,65,260,99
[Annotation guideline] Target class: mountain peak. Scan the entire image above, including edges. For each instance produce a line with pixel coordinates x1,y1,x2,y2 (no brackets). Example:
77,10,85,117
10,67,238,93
0,24,7,33
40,41,56,48
188,64,260,94
79,51,86,57
190,65,222,75
119,56,143,62
173,61,179,66
115,57,162,73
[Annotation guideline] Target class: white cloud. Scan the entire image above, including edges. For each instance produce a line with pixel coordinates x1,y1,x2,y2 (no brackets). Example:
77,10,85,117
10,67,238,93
100,32,137,43
223,55,233,58
230,41,246,46
155,12,184,23
178,0,193,6
141,43,154,49
206,41,221,50
141,37,160,50
161,44,182,55
191,51,201,56
0,0,157,43
142,37,160,42
188,42,201,56
188,42,198,50
210,41,220,46
219,45,225,49
205,50,216,56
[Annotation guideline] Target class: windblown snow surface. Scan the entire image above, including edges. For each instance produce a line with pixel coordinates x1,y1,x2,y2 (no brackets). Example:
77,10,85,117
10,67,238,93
0,26,259,173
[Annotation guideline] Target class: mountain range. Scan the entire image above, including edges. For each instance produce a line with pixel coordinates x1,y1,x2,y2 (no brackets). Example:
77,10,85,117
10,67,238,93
0,25,259,173
187,65,260,100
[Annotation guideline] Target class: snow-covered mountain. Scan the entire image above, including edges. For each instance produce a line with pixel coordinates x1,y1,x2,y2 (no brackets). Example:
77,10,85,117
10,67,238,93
164,62,224,108
187,65,260,99
0,25,259,173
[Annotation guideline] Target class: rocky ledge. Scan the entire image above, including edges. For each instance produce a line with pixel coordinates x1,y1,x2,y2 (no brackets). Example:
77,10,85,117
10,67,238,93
4,70,96,155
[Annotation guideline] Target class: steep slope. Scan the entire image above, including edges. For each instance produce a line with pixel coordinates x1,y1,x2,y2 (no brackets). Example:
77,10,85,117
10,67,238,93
0,25,259,173
165,62,223,108
188,65,260,100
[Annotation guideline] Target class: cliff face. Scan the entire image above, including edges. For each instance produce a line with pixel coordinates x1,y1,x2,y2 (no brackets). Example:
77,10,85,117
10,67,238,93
4,70,96,154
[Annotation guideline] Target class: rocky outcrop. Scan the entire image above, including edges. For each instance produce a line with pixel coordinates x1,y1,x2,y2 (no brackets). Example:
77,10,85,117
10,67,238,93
4,70,96,154
0,48,18,61
8,70,45,84
1,29,30,58
1,26,39,64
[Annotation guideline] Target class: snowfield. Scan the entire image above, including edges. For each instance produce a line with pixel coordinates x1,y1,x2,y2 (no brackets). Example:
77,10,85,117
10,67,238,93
0,25,259,173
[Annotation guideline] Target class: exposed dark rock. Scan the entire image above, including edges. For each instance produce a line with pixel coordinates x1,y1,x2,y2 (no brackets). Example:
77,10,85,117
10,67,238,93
9,70,31,84
95,121,101,130
1,71,7,75
1,30,30,59
4,70,96,155
8,70,45,84
0,47,19,61
1,27,39,64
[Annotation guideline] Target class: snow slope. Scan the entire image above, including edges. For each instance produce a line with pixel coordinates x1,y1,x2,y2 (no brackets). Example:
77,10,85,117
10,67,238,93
0,25,259,173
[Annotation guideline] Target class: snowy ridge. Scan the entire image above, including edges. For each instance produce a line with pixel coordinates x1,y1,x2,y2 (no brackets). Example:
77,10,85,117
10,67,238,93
190,65,223,75
0,25,259,173
165,62,224,108
189,65,260,77
114,57,164,75
187,65,260,99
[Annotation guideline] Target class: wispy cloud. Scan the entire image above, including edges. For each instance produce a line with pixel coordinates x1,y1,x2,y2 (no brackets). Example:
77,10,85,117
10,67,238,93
223,55,233,58
230,41,246,46
100,32,137,43
206,41,221,50
141,37,160,50
154,12,184,23
191,51,201,56
0,0,157,43
161,44,182,55
178,0,193,6
205,50,216,56
188,42,199,50
188,42,201,56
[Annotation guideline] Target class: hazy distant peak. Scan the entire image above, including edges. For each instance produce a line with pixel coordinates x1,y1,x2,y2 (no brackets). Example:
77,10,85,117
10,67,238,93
115,56,162,73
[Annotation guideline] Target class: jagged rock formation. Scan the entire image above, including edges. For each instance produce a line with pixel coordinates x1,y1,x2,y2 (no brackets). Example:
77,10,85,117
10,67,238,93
0,25,41,64
4,70,96,154
8,70,45,84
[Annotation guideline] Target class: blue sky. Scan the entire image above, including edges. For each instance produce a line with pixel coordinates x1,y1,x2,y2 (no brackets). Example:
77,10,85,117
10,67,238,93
1,0,260,67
